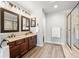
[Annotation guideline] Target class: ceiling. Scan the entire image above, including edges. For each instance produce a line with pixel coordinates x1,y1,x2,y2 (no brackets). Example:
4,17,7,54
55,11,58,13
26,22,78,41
15,1,78,14
41,1,78,14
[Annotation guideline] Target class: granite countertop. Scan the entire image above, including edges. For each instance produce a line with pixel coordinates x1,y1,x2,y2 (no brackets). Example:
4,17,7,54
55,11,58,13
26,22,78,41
6,33,36,43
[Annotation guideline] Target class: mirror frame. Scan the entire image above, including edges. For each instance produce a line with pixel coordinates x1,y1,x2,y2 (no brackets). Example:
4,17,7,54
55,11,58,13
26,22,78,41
1,8,19,33
31,17,36,27
21,16,30,31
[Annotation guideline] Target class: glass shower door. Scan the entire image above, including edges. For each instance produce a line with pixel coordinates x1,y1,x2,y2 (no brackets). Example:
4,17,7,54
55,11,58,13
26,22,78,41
67,2,79,50
71,4,79,49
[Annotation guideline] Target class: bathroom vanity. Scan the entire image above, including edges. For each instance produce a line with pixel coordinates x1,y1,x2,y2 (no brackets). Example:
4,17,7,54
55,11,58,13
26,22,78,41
0,7,37,58
7,33,37,58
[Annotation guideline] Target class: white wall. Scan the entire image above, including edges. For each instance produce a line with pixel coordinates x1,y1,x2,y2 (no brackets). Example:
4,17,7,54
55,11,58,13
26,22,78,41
45,11,67,44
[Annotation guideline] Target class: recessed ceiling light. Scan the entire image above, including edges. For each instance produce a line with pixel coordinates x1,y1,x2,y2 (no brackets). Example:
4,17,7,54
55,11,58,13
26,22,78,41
48,1,56,3
51,1,56,2
54,5,58,8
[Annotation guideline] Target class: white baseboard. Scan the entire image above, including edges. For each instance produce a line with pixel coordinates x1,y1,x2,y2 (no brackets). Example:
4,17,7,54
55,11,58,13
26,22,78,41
45,41,64,45
36,43,44,47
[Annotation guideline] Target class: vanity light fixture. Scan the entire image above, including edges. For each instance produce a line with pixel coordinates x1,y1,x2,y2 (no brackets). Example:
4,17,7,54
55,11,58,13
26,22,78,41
54,5,58,8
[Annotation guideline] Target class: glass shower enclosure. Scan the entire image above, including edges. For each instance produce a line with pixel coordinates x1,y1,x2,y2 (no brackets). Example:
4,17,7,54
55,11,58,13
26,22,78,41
67,2,79,49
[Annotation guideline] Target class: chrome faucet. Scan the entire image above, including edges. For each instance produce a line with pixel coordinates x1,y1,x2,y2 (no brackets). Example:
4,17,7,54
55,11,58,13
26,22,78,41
11,34,15,38
8,34,15,38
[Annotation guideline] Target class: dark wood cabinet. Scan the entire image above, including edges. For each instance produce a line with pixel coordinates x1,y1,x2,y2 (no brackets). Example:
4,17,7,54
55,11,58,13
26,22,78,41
32,35,37,46
10,45,20,58
29,37,34,50
8,41,15,48
29,35,37,50
16,39,25,45
20,43,27,56
8,35,37,58
20,40,28,56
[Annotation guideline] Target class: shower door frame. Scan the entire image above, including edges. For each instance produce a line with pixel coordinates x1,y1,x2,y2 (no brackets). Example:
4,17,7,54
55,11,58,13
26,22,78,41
66,14,72,49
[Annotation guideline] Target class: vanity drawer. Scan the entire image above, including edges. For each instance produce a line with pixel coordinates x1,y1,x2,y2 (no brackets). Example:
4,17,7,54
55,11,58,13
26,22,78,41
8,41,15,48
15,39,25,45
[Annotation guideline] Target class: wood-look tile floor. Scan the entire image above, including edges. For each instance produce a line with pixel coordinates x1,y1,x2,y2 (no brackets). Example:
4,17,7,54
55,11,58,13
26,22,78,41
22,43,65,58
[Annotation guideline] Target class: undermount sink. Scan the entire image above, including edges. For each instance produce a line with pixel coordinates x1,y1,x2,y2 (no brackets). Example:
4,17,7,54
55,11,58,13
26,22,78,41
25,31,32,35
25,33,30,35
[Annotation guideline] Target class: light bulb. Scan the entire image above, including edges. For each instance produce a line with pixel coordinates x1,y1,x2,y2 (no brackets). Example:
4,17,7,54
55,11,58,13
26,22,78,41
54,5,58,8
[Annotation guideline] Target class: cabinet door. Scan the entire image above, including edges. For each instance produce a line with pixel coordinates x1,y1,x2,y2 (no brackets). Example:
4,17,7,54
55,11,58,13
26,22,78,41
29,37,34,50
20,43,28,56
10,45,20,58
25,38,29,51
29,35,37,50
32,35,37,46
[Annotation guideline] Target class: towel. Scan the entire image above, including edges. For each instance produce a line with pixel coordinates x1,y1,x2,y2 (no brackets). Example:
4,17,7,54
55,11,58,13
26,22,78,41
52,27,61,38
0,46,9,58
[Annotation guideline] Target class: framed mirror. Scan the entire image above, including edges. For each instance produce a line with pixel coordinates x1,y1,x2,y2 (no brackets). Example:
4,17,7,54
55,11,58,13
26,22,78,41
21,16,30,31
31,17,36,27
1,8,19,33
